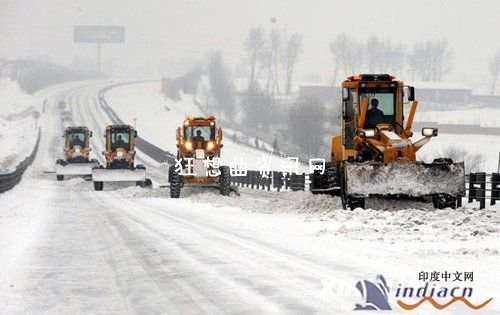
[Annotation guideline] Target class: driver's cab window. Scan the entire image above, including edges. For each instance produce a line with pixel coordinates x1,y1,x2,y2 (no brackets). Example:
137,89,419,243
111,130,130,149
69,131,86,148
360,89,395,128
185,126,212,141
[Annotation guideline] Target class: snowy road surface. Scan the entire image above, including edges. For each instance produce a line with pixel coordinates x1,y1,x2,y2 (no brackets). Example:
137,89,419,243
1,81,499,314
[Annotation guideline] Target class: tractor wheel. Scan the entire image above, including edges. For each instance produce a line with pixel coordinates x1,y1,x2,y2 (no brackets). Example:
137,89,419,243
432,194,457,209
137,178,153,188
94,181,104,191
170,167,181,198
56,175,64,181
168,165,174,183
219,166,231,196
340,167,365,210
311,162,340,196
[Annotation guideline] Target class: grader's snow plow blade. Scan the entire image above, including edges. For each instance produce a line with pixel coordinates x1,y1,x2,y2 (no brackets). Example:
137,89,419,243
56,163,96,176
55,160,99,180
344,161,466,198
92,167,146,182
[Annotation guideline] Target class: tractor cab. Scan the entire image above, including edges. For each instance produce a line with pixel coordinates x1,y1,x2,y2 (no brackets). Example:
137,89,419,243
177,116,222,159
170,116,231,198
103,125,138,168
63,126,92,162
92,124,150,191
55,126,97,181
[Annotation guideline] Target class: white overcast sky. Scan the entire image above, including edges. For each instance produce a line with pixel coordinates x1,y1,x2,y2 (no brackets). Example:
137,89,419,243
1,0,499,86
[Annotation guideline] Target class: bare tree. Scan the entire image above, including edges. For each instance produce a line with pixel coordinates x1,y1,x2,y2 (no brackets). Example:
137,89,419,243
433,39,454,81
269,29,281,95
288,97,328,157
408,39,454,82
283,33,302,95
439,145,486,173
488,50,500,95
208,51,234,120
244,27,265,92
329,33,350,84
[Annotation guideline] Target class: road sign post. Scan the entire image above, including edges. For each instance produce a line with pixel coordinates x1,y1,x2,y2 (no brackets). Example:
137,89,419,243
73,25,125,73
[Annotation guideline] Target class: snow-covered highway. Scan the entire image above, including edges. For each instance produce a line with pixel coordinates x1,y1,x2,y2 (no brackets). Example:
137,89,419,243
1,81,499,314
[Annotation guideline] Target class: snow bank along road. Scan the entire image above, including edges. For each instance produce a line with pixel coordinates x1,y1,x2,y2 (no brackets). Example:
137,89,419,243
0,81,499,314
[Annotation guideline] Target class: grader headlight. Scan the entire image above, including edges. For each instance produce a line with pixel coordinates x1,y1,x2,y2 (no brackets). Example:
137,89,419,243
184,141,193,151
359,129,375,138
422,127,438,137
206,141,215,151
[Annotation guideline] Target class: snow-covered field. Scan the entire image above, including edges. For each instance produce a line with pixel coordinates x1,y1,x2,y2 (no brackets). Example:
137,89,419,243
0,78,40,172
0,80,499,313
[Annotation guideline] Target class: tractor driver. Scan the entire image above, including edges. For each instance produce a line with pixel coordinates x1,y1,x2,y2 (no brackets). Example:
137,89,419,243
365,98,385,128
71,134,84,148
192,129,205,146
115,134,126,148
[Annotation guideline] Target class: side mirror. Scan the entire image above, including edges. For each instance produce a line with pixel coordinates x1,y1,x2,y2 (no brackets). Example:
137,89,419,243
408,86,415,102
342,87,350,101
422,127,438,137
89,131,93,137
133,130,138,137
176,127,182,142
217,127,223,144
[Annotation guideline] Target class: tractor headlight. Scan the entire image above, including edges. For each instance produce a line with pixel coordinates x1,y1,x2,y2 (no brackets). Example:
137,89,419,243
116,151,125,159
75,147,81,153
422,127,438,137
206,141,215,151
184,141,193,151
359,129,375,138
184,121,189,126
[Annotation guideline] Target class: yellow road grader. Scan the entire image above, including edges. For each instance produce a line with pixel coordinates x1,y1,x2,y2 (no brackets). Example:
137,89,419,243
92,124,151,191
55,126,98,180
310,74,466,209
169,116,231,198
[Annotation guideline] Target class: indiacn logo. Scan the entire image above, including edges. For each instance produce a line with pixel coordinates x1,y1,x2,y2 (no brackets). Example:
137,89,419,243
354,274,493,311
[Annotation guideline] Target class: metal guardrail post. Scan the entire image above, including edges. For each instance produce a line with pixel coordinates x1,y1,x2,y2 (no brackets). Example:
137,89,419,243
468,172,487,209
491,173,500,206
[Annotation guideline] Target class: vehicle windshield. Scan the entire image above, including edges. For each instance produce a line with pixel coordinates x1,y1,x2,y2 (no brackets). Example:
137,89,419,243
359,89,396,128
69,131,86,148
184,126,213,142
110,129,131,150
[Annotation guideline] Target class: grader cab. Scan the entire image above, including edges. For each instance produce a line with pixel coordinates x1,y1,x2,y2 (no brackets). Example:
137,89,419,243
310,74,466,209
169,116,231,198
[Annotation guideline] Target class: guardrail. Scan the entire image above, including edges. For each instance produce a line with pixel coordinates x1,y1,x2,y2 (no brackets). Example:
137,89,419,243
466,173,500,209
0,129,41,193
232,170,500,209
231,170,306,192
